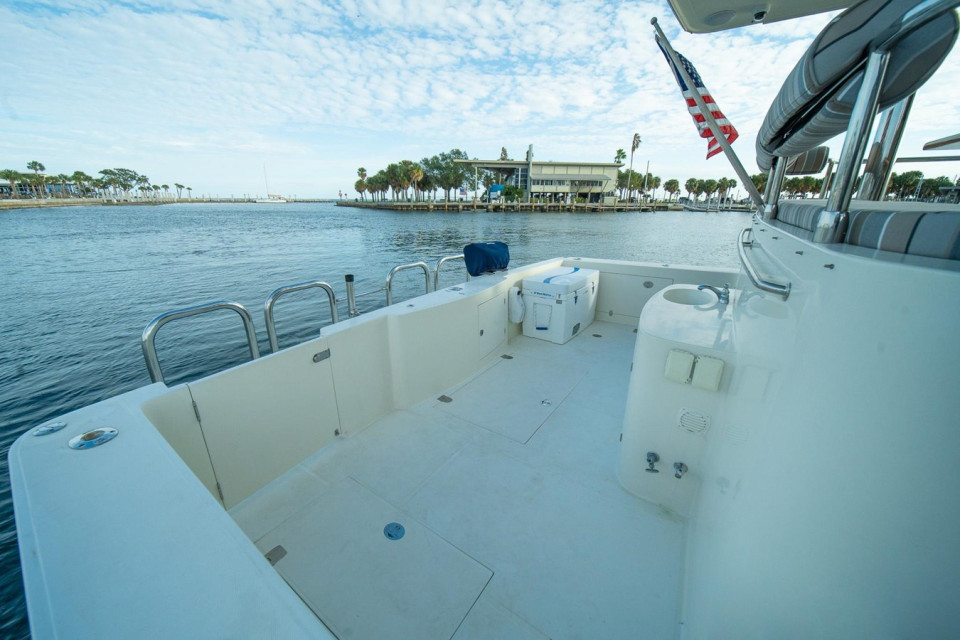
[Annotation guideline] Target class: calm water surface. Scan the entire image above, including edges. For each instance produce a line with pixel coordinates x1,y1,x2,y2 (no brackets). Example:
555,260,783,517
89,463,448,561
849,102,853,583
0,202,751,636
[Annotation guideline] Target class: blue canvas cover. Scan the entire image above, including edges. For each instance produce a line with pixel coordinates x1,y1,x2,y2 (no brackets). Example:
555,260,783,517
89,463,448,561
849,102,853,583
464,242,509,276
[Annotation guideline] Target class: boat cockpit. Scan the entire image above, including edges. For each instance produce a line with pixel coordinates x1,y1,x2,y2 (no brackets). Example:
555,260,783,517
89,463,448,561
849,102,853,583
10,1,960,638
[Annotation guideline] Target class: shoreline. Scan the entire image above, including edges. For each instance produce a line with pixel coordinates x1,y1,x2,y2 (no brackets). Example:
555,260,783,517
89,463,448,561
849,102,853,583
0,198,337,212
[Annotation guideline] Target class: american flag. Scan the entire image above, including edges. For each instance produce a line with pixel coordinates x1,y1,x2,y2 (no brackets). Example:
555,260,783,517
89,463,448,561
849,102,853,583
656,37,738,159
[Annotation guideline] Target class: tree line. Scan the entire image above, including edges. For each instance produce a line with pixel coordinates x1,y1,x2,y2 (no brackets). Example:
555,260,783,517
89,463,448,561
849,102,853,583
355,149,474,202
616,169,741,204
0,162,191,200
748,170,957,201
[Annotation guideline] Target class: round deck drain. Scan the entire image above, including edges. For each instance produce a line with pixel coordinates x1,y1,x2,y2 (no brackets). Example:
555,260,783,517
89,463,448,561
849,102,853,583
69,428,118,450
33,421,67,436
384,522,405,540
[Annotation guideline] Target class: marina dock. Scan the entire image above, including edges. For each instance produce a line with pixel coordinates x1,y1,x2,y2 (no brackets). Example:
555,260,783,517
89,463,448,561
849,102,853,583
336,200,660,213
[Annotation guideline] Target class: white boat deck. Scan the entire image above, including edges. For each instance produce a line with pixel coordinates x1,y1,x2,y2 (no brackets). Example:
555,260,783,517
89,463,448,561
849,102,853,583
228,321,686,639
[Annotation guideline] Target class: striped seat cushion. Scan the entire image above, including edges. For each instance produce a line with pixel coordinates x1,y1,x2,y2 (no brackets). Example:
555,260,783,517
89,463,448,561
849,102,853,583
774,199,960,260
847,209,960,259
777,199,824,232
756,0,958,171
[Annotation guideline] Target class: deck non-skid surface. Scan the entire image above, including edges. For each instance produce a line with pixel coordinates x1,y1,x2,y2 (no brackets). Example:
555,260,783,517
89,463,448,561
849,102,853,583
230,322,686,639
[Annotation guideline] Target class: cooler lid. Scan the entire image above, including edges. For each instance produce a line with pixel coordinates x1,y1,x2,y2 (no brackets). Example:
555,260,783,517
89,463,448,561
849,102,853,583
522,267,597,296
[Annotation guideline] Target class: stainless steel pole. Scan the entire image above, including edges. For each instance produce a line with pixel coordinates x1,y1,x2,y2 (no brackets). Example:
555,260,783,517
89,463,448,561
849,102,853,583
651,18,764,208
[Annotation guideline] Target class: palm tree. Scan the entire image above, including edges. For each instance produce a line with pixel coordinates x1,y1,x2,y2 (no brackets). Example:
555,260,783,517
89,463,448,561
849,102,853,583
628,134,640,202
71,171,93,198
724,178,737,206
174,183,184,200
663,179,679,202
161,184,170,200
385,163,401,201
186,187,192,199
648,175,661,202
355,178,367,201
26,161,46,197
615,148,626,165
398,160,416,201
138,175,151,200
717,178,730,208
702,179,718,207
54,173,71,198
410,163,424,201
684,178,698,201
693,180,706,203
0,169,23,198
751,173,768,196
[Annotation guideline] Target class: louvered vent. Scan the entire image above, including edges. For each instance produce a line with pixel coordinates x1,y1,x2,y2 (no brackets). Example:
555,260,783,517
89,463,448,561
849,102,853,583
677,408,710,435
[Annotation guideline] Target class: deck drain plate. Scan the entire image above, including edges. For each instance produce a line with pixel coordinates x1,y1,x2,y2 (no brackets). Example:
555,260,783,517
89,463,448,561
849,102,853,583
438,395,453,403
383,522,405,540
69,428,118,449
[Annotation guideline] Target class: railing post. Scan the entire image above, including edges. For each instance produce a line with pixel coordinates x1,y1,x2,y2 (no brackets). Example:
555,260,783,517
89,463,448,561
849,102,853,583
345,274,359,317
814,49,890,244
762,158,787,221
856,94,914,201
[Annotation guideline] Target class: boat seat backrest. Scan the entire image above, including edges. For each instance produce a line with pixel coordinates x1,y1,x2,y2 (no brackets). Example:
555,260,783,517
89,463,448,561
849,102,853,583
775,199,960,260
755,0,958,171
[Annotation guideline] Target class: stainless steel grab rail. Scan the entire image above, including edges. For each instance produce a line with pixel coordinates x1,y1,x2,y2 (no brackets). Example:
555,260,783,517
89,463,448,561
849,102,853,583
141,301,260,384
738,227,791,300
433,254,467,290
263,280,339,353
386,261,431,305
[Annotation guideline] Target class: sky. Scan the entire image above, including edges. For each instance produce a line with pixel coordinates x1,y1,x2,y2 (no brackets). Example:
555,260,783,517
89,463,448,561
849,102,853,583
2,0,959,199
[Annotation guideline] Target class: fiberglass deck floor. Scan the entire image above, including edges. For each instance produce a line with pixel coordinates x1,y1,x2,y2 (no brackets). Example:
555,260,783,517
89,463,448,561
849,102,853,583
229,321,686,640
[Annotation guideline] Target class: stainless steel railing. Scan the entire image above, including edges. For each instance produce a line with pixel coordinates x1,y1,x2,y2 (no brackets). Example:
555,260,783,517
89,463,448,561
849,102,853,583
386,262,431,306
142,255,470,379
738,227,791,300
141,301,260,384
433,254,467,291
263,280,338,353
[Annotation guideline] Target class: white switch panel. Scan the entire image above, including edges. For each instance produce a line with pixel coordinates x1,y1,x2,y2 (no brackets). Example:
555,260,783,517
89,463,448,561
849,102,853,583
692,355,724,391
664,349,695,384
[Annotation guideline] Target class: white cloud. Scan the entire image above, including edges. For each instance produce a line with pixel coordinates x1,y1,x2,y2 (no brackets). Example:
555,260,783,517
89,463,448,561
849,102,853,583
2,0,959,197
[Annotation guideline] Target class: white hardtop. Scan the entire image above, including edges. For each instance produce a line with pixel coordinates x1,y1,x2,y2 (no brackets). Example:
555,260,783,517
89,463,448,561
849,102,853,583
522,266,598,297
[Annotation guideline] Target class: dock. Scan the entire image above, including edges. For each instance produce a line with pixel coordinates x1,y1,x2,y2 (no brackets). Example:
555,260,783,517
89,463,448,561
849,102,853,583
336,200,659,213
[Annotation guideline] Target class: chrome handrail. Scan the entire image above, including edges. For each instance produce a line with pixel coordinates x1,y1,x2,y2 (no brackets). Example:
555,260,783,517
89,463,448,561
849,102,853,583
141,301,260,384
263,280,338,353
386,261,431,305
433,253,467,290
738,228,791,300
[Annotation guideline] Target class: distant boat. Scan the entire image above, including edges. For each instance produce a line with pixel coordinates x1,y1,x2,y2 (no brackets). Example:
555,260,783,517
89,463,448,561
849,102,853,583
257,164,286,203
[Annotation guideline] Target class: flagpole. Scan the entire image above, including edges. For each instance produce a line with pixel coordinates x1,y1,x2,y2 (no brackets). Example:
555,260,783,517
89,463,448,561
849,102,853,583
651,18,764,208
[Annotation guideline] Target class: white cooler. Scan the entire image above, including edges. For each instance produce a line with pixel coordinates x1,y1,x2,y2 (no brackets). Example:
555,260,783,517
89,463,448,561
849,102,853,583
521,267,599,344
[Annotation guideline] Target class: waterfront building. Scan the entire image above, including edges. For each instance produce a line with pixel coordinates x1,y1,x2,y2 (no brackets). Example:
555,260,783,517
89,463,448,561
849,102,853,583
457,145,621,203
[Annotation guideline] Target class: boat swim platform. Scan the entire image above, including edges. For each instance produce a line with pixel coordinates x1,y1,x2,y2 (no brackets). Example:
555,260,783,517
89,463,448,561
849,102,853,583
228,321,685,640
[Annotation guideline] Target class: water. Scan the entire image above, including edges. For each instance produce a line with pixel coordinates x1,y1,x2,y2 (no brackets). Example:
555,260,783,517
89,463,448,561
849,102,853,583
0,202,750,636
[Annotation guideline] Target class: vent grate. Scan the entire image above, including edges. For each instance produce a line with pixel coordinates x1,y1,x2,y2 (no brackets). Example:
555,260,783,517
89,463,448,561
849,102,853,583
677,408,710,435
